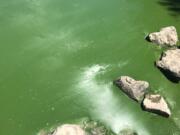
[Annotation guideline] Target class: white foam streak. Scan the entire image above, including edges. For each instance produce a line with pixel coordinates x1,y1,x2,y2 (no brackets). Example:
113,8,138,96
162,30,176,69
78,64,150,135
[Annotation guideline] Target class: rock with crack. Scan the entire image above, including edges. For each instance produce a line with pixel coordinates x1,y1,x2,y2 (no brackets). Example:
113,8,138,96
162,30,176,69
156,49,180,82
114,76,149,102
51,124,85,135
147,26,178,47
142,94,171,117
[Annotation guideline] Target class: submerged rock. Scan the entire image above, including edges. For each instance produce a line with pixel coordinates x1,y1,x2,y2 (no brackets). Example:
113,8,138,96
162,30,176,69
51,124,85,135
83,120,115,135
156,49,180,82
142,94,171,117
118,129,138,135
40,119,116,135
114,76,149,102
38,130,49,135
147,26,178,47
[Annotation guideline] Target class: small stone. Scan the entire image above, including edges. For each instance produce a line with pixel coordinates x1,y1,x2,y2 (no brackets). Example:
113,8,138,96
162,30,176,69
114,76,149,102
147,26,178,47
142,94,171,117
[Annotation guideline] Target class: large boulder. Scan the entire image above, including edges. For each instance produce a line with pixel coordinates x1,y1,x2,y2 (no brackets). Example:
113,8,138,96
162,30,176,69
51,124,85,135
156,49,180,82
147,26,178,47
142,94,171,117
114,76,149,102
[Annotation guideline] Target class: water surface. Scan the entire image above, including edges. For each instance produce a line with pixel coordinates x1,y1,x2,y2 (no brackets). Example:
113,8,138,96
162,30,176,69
0,0,180,135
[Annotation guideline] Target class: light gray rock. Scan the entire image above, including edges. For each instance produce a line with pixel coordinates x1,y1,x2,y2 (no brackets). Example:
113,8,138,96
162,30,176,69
114,76,149,102
148,26,178,47
156,49,180,79
142,94,171,117
52,124,85,135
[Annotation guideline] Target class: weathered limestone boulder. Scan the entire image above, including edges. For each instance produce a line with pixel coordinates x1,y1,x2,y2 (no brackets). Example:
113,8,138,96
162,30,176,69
114,76,149,102
147,26,178,47
156,49,180,81
52,124,85,135
142,94,171,117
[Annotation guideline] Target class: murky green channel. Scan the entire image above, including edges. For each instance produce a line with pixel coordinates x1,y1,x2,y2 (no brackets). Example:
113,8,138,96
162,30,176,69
0,0,180,135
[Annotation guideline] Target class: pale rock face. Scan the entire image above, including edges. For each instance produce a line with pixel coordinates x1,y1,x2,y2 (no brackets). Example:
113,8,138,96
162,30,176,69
52,124,85,135
156,49,180,79
142,94,171,117
114,76,149,102
148,26,178,46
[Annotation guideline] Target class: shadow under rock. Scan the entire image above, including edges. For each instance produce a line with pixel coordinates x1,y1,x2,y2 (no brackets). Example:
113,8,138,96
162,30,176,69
158,0,180,16
141,101,170,118
154,60,180,83
157,66,180,83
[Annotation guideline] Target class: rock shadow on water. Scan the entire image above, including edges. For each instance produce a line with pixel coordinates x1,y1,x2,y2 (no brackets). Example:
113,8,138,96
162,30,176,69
157,66,180,83
154,61,180,83
158,0,180,16
145,35,151,43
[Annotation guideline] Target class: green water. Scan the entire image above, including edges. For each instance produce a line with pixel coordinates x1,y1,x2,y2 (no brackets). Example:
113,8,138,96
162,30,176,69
0,0,180,135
